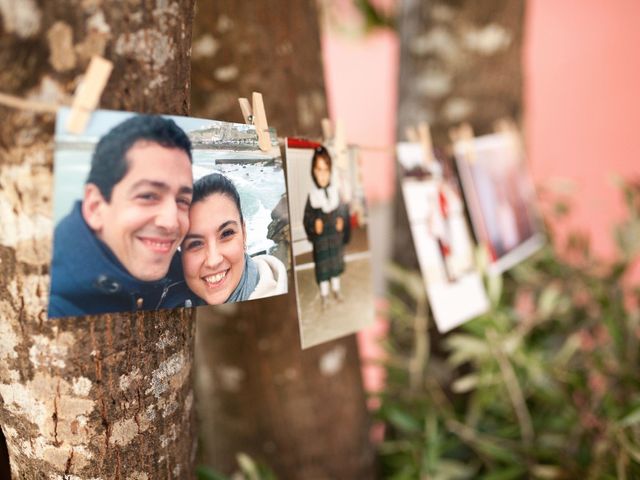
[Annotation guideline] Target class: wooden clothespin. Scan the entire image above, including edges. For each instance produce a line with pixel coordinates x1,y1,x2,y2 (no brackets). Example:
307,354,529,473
238,92,271,152
321,117,349,170
333,118,349,171
449,122,476,163
417,121,434,165
405,122,434,166
405,125,418,143
494,117,522,154
321,118,333,142
493,117,517,135
66,56,113,134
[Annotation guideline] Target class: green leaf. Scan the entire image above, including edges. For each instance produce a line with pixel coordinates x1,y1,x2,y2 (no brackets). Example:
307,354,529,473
432,459,478,480
619,405,640,428
196,465,229,480
531,464,564,479
385,406,423,434
473,438,520,464
553,332,581,366
553,201,570,217
424,413,440,471
354,0,396,31
481,465,527,480
446,334,491,366
537,284,563,319
237,453,260,480
487,273,504,307
618,430,640,463
452,374,479,393
387,263,427,302
615,219,640,258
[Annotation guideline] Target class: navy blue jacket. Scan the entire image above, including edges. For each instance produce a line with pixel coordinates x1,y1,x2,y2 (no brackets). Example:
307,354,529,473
48,202,198,318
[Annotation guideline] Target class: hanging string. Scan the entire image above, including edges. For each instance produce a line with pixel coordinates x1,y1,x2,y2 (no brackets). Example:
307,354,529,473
357,145,396,153
0,92,61,113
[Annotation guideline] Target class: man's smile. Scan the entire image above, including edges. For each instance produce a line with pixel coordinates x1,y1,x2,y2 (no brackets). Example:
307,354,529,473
138,236,177,254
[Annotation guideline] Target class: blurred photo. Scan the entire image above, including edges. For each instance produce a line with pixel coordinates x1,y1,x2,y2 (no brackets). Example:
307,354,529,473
398,142,489,332
453,132,545,274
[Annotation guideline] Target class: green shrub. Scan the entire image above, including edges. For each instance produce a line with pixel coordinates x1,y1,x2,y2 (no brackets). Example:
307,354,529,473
376,180,640,479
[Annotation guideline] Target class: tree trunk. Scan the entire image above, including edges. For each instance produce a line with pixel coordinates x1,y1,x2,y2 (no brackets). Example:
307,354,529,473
1,427,10,478
191,1,376,478
0,1,197,478
394,0,525,268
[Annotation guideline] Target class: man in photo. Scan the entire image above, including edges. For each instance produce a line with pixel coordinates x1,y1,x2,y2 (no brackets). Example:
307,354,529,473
48,115,197,318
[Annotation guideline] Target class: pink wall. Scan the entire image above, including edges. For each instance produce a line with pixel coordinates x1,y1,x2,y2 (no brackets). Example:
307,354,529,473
320,4,399,400
322,30,399,203
320,3,399,204
525,0,640,255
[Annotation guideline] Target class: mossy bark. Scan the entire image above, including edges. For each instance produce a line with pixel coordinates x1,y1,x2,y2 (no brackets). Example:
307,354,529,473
0,1,197,478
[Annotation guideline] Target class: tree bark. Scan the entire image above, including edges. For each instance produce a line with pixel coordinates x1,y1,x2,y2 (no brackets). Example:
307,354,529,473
191,1,376,478
394,0,525,268
0,1,197,478
1,427,10,478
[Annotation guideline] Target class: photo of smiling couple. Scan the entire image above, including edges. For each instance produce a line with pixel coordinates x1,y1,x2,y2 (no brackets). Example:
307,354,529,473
48,111,289,319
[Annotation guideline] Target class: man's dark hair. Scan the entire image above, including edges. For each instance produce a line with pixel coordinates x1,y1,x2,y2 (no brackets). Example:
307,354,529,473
311,145,332,188
86,115,192,201
192,173,244,224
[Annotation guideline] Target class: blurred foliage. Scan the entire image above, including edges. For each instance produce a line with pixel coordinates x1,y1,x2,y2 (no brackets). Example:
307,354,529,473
197,454,277,480
376,180,640,479
320,0,395,35
353,0,396,31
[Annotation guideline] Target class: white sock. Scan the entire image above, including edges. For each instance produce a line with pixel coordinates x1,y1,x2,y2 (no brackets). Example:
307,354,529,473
320,280,330,297
330,276,341,292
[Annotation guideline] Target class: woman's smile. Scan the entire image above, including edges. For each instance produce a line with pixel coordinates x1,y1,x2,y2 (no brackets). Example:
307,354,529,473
203,269,228,286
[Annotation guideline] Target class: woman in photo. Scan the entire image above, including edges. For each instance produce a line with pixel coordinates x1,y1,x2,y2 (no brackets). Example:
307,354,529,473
303,146,349,309
181,173,287,305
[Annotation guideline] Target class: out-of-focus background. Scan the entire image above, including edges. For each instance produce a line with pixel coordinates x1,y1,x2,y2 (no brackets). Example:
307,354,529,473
316,2,640,478
318,0,639,403
321,0,639,255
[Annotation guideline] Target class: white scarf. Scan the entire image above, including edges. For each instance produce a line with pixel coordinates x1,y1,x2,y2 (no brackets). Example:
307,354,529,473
309,174,340,213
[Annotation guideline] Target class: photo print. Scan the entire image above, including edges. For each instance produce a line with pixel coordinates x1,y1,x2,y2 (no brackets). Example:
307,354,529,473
285,138,374,349
453,132,545,274
397,142,489,333
49,108,290,319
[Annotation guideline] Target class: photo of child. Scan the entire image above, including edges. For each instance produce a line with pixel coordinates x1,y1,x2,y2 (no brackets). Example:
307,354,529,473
303,146,349,308
286,139,374,349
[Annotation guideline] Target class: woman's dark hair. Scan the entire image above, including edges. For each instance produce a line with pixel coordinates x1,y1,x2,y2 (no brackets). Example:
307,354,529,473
311,145,332,188
86,115,192,201
192,173,244,224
